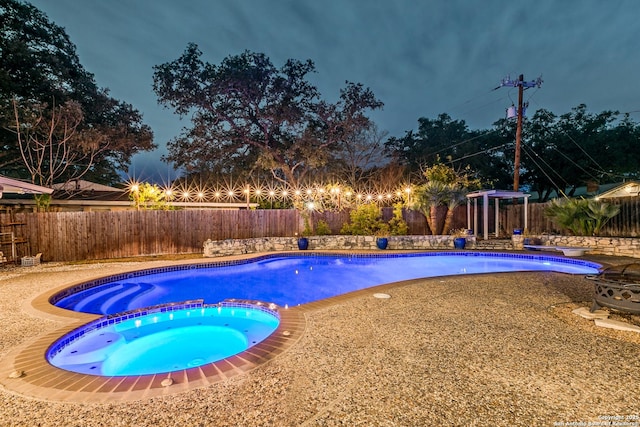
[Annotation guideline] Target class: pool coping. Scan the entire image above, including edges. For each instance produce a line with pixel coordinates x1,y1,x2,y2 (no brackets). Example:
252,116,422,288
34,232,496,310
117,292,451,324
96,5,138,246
0,250,603,403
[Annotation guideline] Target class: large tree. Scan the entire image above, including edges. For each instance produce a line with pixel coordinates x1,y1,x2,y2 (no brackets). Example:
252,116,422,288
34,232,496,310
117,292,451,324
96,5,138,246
330,123,390,189
152,44,382,188
385,113,511,188
522,104,640,201
1,0,155,184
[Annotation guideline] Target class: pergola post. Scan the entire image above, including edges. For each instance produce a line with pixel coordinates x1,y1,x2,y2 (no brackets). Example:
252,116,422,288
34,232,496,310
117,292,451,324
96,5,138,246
473,198,478,237
524,195,529,231
483,192,489,240
494,198,499,238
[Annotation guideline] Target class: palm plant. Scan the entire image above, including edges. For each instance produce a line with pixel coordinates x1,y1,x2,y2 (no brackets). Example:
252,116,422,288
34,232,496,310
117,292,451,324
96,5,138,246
545,198,620,236
442,184,467,235
585,199,620,235
413,180,450,235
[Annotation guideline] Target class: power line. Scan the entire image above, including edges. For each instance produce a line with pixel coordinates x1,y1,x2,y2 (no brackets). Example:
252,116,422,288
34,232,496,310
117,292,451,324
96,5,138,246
520,143,569,193
449,142,510,163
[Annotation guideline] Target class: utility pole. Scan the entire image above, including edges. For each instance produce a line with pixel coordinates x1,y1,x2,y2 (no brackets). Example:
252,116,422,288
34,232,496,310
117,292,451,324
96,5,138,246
500,74,543,191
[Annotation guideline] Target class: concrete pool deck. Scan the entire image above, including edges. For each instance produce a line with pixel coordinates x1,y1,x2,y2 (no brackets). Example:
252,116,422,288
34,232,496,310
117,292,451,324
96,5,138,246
0,252,639,426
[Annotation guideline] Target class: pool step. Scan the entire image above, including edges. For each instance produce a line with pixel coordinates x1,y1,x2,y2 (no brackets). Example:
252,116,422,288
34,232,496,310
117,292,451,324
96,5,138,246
99,283,155,314
69,283,155,314
65,284,125,313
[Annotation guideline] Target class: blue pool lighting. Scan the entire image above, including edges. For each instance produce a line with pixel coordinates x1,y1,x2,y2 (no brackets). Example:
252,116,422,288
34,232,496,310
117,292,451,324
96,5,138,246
51,252,601,316
46,252,600,377
47,301,280,376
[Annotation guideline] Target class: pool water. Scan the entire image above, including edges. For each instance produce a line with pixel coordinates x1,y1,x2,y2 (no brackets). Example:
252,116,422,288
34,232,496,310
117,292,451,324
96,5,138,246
53,252,601,315
47,304,280,376
46,252,600,378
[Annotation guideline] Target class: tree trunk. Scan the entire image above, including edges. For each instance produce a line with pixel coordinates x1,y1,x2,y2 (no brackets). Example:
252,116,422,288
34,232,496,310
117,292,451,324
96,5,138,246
429,205,439,235
442,207,455,235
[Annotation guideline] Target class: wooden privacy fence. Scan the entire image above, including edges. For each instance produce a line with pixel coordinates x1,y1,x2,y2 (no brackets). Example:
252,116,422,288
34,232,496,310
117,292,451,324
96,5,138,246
3,210,303,262
499,197,640,237
0,209,440,262
1,197,638,262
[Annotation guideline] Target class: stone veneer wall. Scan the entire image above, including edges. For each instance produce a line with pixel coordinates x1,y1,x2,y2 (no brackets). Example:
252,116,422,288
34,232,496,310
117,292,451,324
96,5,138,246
511,235,640,258
203,234,640,259
203,235,480,257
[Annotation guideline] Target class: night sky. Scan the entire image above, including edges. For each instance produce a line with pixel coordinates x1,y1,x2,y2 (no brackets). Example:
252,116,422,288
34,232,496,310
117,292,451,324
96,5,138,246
27,0,640,182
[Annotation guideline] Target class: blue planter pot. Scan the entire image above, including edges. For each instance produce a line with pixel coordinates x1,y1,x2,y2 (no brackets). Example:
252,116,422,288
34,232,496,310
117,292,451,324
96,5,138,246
376,237,388,250
453,237,466,249
297,237,309,250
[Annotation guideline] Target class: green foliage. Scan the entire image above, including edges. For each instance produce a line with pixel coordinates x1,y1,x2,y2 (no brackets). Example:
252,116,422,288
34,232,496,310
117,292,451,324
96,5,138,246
315,219,332,236
340,203,387,235
289,183,357,213
34,194,51,212
385,108,640,200
412,162,478,235
301,213,313,237
544,198,620,236
423,161,482,190
129,183,170,210
388,203,408,235
423,163,458,183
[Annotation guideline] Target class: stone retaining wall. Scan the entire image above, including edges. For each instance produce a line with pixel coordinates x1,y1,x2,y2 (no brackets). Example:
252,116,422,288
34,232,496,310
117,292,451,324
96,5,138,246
203,234,640,259
512,235,640,258
204,235,477,257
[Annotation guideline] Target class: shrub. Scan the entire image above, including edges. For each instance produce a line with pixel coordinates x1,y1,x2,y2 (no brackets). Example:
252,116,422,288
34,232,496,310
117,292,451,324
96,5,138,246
388,203,408,235
315,219,332,236
340,203,387,235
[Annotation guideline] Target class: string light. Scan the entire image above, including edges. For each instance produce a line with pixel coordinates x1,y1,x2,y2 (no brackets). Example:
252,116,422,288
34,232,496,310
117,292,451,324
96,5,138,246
126,180,414,206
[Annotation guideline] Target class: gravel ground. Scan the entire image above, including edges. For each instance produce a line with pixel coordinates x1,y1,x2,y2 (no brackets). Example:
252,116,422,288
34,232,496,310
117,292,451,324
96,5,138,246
1,257,639,427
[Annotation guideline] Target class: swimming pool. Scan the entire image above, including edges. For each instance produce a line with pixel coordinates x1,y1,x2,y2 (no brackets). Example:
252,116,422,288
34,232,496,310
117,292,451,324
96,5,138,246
52,252,601,315
47,301,280,376
43,251,600,379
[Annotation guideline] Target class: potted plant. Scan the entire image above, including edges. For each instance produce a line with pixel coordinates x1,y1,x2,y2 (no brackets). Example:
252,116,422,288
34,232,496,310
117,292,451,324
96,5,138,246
375,225,390,250
451,228,468,249
296,233,309,250
297,214,313,250
340,203,390,249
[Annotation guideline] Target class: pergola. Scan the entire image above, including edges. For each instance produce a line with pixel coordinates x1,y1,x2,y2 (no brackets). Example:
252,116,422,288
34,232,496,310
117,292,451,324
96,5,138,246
466,189,530,240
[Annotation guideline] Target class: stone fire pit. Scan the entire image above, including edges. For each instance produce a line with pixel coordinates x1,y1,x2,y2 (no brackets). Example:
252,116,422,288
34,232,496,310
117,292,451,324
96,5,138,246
588,263,640,314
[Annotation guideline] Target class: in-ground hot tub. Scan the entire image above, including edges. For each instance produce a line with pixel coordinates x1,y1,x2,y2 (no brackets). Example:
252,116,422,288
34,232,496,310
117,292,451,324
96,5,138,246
46,301,280,376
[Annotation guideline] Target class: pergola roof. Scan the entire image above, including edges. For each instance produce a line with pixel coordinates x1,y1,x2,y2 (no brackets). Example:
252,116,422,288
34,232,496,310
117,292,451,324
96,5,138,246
466,189,529,200
0,175,54,197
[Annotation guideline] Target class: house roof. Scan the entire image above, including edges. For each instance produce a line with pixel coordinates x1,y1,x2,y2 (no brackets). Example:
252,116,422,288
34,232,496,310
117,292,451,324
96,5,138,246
594,181,640,199
0,175,54,197
53,179,125,193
